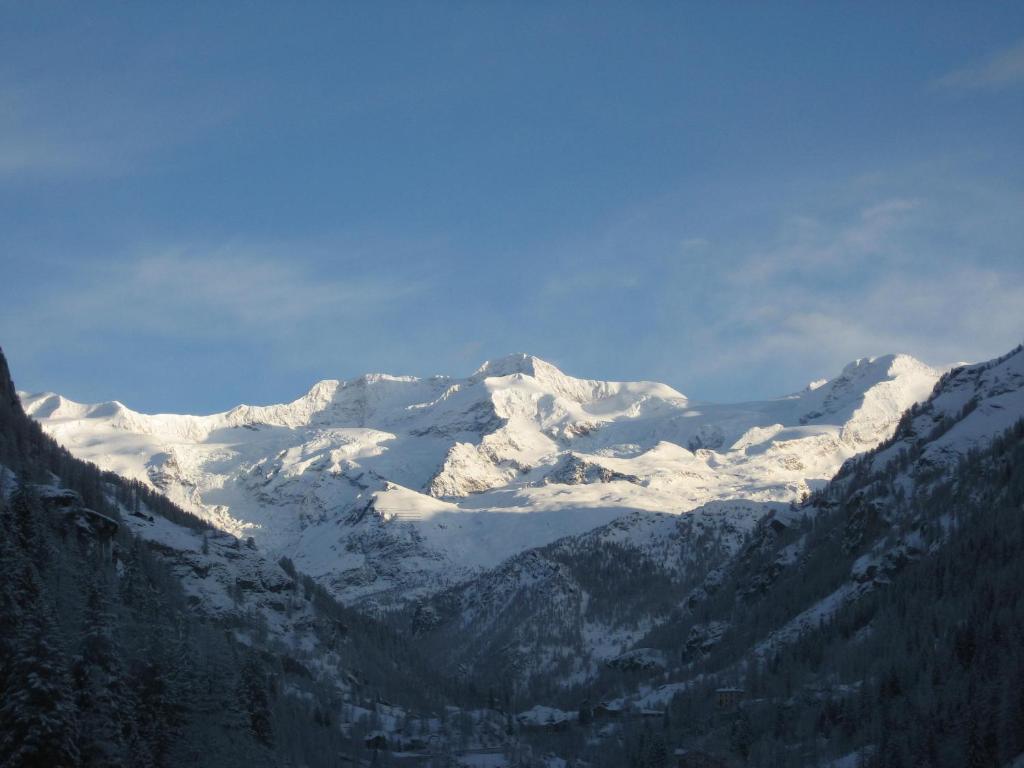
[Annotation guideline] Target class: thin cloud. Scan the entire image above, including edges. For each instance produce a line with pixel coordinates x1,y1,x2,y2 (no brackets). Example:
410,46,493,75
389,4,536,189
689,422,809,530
679,237,710,254
634,179,1024,396
698,268,1024,379
3,246,427,349
519,171,1023,400
732,197,921,283
539,269,642,297
932,38,1024,92
0,65,238,178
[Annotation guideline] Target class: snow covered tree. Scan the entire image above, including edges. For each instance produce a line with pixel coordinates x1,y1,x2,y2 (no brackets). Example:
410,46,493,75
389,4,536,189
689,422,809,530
0,566,80,767
73,580,128,767
8,480,37,553
238,654,275,747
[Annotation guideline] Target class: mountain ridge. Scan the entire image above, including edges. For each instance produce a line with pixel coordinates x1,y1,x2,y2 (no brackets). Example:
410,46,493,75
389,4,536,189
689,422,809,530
402,343,1024,766
20,352,942,608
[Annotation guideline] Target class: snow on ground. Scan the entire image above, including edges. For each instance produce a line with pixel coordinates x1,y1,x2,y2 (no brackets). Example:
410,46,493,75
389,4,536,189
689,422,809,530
872,345,1024,475
754,582,862,657
517,705,576,726
21,352,940,606
825,748,876,768
457,753,508,767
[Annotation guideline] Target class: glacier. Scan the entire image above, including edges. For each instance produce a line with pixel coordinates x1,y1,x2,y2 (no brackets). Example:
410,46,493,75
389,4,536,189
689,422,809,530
20,352,941,608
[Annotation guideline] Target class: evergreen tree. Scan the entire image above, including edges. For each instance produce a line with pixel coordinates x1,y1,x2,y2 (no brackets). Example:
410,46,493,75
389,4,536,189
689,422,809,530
0,566,80,767
239,654,275,747
73,580,128,767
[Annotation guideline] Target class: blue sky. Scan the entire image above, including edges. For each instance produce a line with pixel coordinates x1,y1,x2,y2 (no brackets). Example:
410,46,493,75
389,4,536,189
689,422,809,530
2,2,1023,412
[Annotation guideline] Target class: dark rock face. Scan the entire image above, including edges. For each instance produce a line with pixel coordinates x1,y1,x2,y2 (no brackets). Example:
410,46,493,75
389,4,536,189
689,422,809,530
545,454,641,486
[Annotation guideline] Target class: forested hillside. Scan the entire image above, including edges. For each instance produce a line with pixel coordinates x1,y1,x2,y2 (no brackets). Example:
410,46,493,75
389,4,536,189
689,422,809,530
403,348,1024,767
503,350,1024,767
5,341,1024,767
0,348,461,767
641,416,1024,767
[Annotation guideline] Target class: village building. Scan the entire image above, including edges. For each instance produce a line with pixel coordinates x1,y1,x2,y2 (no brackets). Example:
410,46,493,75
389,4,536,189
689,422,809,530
593,701,624,720
714,687,744,710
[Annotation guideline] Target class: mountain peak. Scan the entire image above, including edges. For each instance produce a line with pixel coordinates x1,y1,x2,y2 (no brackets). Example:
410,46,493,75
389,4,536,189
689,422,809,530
837,353,935,379
471,353,561,380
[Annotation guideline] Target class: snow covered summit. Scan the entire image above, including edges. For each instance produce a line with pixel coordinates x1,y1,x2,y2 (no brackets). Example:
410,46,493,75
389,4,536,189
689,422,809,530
21,353,940,607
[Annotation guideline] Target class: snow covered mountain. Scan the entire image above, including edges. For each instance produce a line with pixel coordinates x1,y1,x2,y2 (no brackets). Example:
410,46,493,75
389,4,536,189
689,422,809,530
410,497,796,688
410,344,1024,756
21,352,940,608
483,343,1024,695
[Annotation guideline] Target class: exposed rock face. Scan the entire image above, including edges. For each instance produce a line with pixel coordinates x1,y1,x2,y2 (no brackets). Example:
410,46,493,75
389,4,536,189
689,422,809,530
545,454,642,485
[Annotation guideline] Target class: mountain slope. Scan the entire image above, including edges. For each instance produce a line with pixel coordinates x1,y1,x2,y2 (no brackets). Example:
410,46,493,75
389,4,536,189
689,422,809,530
0,346,470,767
410,498,791,694
637,345,1024,767
22,353,940,608
410,346,1024,700
500,343,1024,767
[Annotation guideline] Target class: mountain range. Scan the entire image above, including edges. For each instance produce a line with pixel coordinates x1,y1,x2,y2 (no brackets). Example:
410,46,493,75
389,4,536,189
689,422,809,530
20,352,940,610
6,342,1024,766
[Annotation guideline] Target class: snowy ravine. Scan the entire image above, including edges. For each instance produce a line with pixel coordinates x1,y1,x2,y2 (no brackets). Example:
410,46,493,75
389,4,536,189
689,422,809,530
21,353,940,608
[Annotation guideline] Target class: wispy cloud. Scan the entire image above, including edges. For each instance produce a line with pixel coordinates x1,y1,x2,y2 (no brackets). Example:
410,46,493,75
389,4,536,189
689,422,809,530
680,189,1024,388
0,60,238,178
932,38,1024,92
539,269,642,297
733,197,921,283
4,245,426,352
694,267,1024,380
524,173,1024,397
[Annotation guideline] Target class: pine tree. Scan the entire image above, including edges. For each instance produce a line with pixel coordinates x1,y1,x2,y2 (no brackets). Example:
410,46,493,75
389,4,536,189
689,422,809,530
9,480,37,553
0,566,80,767
73,580,128,767
239,654,275,747
0,496,25,688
